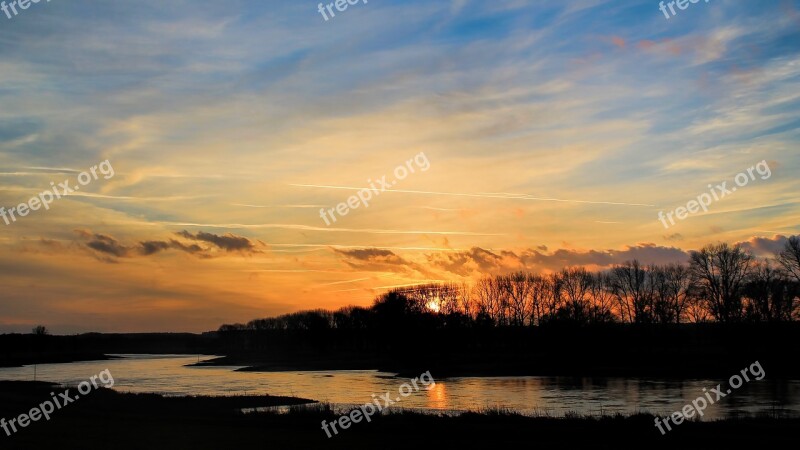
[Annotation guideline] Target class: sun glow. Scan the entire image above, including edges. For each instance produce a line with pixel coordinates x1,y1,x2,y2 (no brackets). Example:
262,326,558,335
426,300,440,313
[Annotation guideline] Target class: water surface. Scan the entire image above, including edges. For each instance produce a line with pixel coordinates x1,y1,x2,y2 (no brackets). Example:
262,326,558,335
1,354,797,419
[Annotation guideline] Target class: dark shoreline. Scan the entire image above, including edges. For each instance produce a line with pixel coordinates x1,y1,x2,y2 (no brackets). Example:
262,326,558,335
5,323,800,379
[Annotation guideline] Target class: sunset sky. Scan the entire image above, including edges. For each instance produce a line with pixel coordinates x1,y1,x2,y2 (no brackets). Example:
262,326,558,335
1,0,799,333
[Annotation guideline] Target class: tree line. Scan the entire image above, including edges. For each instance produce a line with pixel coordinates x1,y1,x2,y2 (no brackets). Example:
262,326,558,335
220,237,800,334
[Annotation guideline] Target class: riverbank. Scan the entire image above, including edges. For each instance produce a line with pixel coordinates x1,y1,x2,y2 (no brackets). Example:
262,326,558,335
5,324,800,378
202,323,800,378
1,381,797,449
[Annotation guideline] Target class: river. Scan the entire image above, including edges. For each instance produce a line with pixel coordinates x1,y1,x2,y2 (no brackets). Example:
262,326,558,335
1,354,798,419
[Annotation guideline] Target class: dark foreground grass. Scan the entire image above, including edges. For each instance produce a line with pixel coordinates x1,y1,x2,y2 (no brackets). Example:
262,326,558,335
0,381,797,450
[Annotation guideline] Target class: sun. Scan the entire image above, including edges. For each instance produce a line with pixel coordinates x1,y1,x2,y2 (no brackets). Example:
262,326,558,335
426,300,440,313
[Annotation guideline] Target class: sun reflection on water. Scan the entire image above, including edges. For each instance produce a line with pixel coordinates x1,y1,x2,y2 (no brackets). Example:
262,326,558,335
426,381,447,409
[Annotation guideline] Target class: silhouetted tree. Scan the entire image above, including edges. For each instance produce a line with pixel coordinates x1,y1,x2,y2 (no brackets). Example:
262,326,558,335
743,261,800,321
219,235,800,339
500,272,534,326
557,268,593,323
610,260,653,323
457,282,475,318
475,277,502,325
589,272,616,323
527,274,552,325
689,243,753,322
651,264,691,323
778,236,800,283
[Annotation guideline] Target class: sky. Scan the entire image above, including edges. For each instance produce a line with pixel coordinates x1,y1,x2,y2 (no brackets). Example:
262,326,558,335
1,0,799,333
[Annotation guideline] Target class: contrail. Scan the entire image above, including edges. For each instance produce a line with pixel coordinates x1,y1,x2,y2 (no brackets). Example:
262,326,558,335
158,221,504,236
231,203,324,208
315,274,395,287
290,184,654,207
331,281,448,293
265,243,470,251
71,192,199,201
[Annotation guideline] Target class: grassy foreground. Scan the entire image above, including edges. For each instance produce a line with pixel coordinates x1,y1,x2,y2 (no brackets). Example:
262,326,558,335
0,381,797,449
